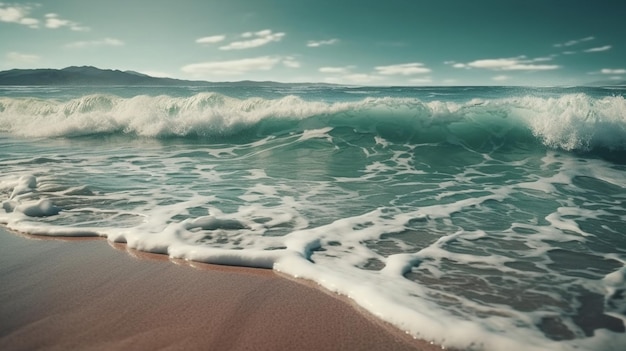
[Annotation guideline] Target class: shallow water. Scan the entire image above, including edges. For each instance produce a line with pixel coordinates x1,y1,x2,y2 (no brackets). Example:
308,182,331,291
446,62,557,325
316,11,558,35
1,86,626,350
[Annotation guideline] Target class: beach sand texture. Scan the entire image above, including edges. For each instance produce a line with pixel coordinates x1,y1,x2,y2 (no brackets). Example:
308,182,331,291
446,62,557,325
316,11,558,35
0,227,441,350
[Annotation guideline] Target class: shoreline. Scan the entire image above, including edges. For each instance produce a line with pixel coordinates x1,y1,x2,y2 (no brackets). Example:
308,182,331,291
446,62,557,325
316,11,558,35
0,226,442,350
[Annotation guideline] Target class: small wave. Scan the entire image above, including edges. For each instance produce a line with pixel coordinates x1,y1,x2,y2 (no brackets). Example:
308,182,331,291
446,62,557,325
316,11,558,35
1,92,625,152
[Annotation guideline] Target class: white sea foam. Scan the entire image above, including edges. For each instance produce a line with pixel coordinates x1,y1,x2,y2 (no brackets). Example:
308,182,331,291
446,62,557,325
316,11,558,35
9,175,37,199
1,88,625,351
2,164,625,350
15,199,60,217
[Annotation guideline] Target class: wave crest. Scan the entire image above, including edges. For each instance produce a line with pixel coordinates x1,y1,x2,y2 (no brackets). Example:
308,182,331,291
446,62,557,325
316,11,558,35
1,92,625,151
518,94,626,151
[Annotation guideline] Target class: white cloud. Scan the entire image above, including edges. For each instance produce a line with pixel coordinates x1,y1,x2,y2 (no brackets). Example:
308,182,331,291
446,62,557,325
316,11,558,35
492,75,510,81
44,13,68,28
584,45,611,53
65,38,124,48
409,77,433,84
6,51,40,63
282,56,300,68
324,73,384,85
181,56,282,75
319,66,353,74
219,29,285,50
554,36,594,48
0,3,39,28
45,13,88,31
319,65,383,84
375,63,431,75
468,58,517,69
601,68,626,74
321,63,432,85
307,38,339,47
562,51,576,55
453,56,559,71
19,17,37,27
196,35,226,44
532,56,556,62
0,5,88,30
343,74,384,84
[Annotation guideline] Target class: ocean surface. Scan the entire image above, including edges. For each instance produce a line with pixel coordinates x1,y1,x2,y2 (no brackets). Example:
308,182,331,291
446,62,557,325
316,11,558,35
1,85,625,350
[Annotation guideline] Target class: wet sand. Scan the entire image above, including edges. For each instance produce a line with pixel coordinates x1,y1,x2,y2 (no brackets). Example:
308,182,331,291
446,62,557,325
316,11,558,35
0,227,442,350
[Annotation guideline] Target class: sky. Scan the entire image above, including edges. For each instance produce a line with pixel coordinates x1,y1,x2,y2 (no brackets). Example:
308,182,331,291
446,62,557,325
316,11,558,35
1,0,625,86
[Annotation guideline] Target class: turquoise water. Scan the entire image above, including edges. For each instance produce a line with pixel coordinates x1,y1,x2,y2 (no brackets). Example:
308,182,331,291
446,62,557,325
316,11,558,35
1,86,625,350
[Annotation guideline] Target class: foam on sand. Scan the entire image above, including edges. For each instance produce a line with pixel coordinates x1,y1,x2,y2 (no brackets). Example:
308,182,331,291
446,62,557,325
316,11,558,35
0,227,429,351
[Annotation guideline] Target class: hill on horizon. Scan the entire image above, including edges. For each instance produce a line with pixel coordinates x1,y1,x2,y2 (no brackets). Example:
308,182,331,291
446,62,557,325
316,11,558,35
0,66,207,86
0,66,322,86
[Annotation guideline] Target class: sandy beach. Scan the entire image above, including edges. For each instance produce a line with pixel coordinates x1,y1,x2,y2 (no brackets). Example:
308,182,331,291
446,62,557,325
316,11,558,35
0,227,441,351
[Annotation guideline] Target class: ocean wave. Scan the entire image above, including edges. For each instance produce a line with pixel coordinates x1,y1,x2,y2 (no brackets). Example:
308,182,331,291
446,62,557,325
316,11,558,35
1,92,625,151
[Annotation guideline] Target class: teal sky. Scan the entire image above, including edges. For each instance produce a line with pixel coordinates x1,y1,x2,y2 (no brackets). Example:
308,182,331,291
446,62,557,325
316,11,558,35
1,0,625,85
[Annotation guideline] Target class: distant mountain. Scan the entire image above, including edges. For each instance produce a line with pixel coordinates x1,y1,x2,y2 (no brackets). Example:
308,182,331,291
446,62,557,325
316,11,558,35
0,66,212,86
0,66,331,87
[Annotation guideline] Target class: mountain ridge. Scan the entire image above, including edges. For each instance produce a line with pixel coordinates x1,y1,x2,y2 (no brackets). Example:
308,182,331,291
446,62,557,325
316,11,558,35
0,66,330,87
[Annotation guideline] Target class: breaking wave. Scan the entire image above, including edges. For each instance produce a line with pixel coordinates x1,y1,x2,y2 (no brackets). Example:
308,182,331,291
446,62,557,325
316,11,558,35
1,92,625,152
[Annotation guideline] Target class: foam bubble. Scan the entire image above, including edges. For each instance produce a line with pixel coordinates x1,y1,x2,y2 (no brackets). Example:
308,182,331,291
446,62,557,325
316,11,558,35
16,199,60,217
